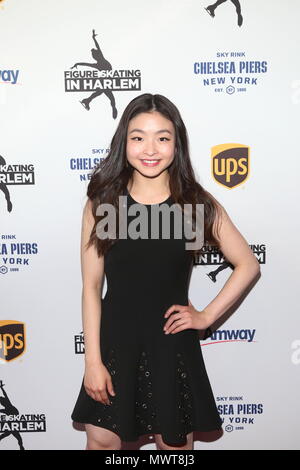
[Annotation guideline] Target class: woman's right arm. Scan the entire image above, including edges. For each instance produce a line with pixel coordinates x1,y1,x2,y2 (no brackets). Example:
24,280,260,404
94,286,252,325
81,198,115,405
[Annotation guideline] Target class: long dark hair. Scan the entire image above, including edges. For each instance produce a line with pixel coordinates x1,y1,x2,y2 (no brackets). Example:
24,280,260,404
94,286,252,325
86,93,222,257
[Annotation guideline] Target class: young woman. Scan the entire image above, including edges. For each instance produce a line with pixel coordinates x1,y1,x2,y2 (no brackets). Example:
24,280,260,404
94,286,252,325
71,93,260,450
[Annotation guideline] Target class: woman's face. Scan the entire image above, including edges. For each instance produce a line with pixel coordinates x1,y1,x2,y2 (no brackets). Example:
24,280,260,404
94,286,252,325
126,111,175,176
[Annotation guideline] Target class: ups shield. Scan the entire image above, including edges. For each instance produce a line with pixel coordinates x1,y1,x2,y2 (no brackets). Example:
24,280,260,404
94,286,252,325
0,320,26,362
211,143,250,189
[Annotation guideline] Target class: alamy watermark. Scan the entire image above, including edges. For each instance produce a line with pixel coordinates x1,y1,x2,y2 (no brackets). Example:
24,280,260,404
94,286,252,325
95,196,204,250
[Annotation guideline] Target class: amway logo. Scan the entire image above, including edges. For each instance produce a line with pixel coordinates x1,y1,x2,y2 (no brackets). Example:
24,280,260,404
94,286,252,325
0,70,19,84
202,328,256,345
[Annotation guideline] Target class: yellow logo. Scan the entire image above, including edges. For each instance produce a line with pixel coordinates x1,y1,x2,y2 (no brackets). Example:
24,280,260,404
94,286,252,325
0,320,26,362
211,143,250,189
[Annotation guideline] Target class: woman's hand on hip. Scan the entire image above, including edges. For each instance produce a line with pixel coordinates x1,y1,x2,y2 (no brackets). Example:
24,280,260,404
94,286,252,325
163,299,212,334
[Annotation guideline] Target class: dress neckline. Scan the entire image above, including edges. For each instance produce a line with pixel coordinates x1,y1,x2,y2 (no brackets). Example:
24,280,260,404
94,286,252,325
125,187,172,206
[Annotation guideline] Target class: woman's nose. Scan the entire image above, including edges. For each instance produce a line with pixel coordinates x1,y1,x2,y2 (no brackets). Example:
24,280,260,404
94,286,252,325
143,140,157,156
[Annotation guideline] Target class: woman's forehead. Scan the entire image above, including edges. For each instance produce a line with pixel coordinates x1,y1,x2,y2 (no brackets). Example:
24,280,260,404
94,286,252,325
128,111,175,132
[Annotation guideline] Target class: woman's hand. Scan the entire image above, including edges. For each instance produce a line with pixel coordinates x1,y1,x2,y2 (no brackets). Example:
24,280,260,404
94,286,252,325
84,362,116,405
163,299,212,334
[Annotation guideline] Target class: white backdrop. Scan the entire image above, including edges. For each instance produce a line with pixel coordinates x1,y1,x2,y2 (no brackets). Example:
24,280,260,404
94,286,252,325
1,0,299,450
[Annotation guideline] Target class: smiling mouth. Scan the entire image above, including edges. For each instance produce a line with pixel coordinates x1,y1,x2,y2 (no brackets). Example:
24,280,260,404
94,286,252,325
140,159,161,166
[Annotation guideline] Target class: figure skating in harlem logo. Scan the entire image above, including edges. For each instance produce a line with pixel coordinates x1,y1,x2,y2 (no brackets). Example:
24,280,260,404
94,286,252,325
65,29,142,120
0,380,46,450
0,154,35,213
193,244,265,282
205,0,243,27
0,381,25,450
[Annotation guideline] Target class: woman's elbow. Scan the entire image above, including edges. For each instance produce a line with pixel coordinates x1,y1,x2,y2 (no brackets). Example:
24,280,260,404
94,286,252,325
82,281,102,294
246,257,261,278
235,255,260,278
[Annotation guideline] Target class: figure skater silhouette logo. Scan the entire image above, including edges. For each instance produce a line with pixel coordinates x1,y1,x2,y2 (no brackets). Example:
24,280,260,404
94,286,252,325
0,382,25,450
0,155,35,213
70,29,118,119
0,155,13,212
205,0,243,27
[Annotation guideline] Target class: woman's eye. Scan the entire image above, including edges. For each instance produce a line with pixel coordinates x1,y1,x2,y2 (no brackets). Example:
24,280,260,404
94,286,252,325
130,136,170,142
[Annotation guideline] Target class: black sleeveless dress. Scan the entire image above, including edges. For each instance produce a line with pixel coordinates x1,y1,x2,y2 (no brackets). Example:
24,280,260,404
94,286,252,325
71,187,223,446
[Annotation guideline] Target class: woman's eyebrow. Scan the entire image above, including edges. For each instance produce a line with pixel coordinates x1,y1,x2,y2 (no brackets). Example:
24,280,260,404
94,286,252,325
128,128,173,134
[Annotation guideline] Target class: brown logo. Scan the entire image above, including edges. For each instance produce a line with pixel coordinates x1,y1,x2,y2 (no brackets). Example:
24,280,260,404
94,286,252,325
211,143,250,189
0,320,26,362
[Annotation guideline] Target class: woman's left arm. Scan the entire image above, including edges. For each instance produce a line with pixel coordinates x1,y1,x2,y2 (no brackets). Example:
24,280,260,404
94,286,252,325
163,203,261,335
202,203,261,325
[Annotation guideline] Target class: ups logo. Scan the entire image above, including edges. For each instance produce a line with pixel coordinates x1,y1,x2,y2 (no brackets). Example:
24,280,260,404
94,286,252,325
0,320,26,362
211,143,250,189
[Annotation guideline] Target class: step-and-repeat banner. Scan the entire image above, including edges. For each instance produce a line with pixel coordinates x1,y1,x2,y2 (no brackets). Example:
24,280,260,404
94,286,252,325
1,0,299,450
